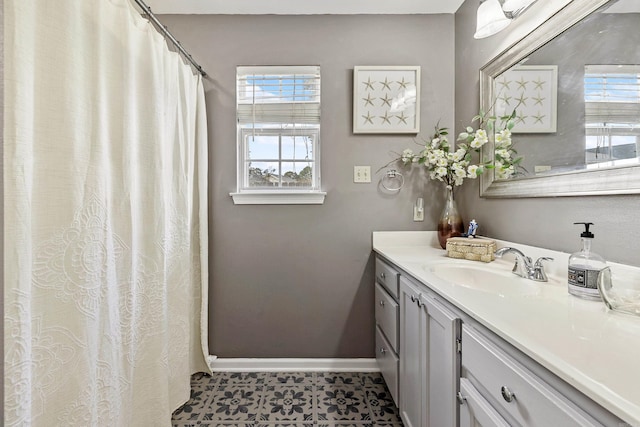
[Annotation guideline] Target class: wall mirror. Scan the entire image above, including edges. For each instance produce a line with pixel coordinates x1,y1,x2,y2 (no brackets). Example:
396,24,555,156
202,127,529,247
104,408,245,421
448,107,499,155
479,0,640,197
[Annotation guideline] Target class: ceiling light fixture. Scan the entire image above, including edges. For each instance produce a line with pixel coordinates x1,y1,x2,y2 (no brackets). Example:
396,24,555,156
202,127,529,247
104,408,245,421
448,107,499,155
474,0,511,39
474,0,538,40
502,0,537,13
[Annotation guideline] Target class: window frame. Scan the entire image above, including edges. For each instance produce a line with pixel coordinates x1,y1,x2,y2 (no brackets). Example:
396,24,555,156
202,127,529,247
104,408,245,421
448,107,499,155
231,66,325,205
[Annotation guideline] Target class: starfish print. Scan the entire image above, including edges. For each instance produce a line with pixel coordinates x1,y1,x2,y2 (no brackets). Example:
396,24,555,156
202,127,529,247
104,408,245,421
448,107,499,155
380,93,392,107
363,77,376,91
362,111,374,125
515,92,528,107
533,111,546,124
362,93,375,107
396,77,409,89
516,111,528,124
532,92,545,106
379,77,392,91
532,77,545,90
396,112,409,124
515,76,528,91
379,111,392,125
499,94,513,106
497,77,512,91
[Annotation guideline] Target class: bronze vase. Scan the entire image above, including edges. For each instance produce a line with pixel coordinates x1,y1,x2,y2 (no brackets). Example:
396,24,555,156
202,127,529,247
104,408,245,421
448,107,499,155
437,186,465,249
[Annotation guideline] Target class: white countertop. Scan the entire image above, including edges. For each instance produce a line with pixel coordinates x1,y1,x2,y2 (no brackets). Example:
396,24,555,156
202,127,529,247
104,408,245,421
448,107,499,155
373,231,640,425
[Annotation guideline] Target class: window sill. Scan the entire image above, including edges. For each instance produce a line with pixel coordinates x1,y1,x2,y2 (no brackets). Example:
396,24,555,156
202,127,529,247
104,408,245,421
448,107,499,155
230,191,327,205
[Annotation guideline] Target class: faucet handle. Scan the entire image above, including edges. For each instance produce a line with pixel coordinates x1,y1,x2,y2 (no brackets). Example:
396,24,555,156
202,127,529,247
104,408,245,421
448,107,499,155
534,256,554,266
532,257,554,282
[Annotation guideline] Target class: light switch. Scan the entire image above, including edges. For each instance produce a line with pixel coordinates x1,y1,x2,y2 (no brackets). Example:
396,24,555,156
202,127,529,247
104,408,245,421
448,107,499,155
354,166,371,183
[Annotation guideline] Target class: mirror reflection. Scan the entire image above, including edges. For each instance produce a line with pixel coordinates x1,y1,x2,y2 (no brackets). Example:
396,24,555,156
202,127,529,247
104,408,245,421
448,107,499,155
491,0,640,180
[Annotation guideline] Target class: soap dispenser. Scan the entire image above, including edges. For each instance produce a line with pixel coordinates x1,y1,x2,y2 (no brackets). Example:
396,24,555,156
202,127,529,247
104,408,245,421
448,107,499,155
568,222,607,300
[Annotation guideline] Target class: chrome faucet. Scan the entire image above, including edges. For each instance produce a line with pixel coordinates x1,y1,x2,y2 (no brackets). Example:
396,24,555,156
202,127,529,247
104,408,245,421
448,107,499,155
495,247,554,282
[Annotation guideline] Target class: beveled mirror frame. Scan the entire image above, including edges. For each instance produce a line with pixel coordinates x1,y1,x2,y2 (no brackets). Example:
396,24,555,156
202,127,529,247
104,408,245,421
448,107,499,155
479,0,640,198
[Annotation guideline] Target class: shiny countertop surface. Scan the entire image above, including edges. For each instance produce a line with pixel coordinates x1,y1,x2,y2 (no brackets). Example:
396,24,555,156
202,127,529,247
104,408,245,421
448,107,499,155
373,231,640,425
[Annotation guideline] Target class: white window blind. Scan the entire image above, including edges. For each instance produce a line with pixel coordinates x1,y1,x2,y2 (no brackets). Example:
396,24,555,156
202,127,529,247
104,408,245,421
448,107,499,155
237,66,321,126
585,64,640,125
232,66,324,204
583,65,640,166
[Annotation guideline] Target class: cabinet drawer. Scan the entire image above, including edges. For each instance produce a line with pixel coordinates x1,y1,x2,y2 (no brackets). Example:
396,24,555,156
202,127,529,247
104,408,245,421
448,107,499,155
462,326,602,427
375,257,399,299
459,378,510,427
376,325,399,406
375,283,399,352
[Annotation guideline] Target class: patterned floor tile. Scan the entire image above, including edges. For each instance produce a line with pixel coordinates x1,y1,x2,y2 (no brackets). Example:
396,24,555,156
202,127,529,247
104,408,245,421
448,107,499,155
316,424,373,427
217,372,267,385
267,372,314,385
317,372,361,387
364,389,402,424
198,424,254,427
190,372,220,393
256,385,315,423
256,424,313,427
359,373,385,388
172,387,209,421
172,371,403,426
316,385,371,423
200,384,264,422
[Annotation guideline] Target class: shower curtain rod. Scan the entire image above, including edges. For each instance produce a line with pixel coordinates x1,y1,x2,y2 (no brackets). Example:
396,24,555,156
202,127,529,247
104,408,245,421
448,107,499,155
133,0,207,77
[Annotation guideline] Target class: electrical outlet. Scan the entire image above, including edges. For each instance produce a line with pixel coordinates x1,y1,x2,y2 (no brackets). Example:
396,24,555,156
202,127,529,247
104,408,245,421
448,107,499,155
354,166,371,183
413,197,424,221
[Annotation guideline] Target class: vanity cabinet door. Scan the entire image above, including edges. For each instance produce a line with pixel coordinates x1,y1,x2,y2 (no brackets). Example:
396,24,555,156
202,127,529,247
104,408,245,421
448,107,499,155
459,378,511,427
399,276,462,427
399,276,426,427
422,294,461,427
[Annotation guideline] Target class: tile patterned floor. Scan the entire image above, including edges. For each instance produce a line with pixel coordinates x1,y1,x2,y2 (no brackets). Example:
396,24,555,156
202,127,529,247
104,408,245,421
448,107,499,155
172,371,404,427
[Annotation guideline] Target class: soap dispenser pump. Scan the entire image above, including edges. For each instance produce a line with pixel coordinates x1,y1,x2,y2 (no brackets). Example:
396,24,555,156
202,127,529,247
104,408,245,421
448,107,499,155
568,222,607,300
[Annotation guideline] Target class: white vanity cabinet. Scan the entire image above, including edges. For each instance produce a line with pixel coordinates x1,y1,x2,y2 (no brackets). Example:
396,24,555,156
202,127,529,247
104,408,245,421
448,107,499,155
374,257,400,405
373,232,635,427
399,275,461,427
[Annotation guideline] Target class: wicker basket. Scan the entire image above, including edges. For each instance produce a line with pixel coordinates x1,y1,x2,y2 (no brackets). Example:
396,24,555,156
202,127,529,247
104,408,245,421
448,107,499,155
445,237,497,263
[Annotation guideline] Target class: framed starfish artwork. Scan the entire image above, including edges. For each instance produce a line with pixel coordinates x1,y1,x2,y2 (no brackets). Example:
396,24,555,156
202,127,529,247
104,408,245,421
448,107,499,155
494,65,558,133
353,66,421,134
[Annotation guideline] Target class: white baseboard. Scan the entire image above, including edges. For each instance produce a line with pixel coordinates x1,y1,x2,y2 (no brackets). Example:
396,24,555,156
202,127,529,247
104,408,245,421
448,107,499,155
207,357,379,373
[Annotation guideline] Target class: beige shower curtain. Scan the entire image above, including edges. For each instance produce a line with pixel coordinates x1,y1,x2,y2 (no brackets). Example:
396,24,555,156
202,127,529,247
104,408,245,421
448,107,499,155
4,0,211,425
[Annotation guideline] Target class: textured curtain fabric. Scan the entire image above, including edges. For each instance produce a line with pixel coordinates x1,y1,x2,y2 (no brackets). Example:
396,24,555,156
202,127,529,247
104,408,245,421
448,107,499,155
4,1,210,425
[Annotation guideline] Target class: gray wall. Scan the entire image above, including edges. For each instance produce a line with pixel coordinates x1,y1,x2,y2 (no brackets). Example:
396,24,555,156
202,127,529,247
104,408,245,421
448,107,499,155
160,14,455,357
455,0,640,267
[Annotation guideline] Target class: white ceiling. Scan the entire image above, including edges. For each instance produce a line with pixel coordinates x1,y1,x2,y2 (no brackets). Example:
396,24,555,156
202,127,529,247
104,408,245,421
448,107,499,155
144,0,466,15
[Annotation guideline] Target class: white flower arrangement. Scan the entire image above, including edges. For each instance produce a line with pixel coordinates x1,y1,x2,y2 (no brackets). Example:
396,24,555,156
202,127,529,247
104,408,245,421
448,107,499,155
395,112,522,187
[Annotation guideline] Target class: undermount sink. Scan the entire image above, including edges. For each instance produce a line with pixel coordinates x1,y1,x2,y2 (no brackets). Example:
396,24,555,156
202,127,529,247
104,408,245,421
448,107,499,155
424,262,545,298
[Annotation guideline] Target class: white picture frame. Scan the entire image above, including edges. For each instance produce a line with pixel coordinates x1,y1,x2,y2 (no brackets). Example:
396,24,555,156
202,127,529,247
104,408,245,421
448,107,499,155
494,65,558,133
353,66,421,134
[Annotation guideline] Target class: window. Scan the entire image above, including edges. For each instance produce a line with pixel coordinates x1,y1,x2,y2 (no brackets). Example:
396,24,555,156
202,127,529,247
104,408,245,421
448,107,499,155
584,65,640,168
231,65,325,205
